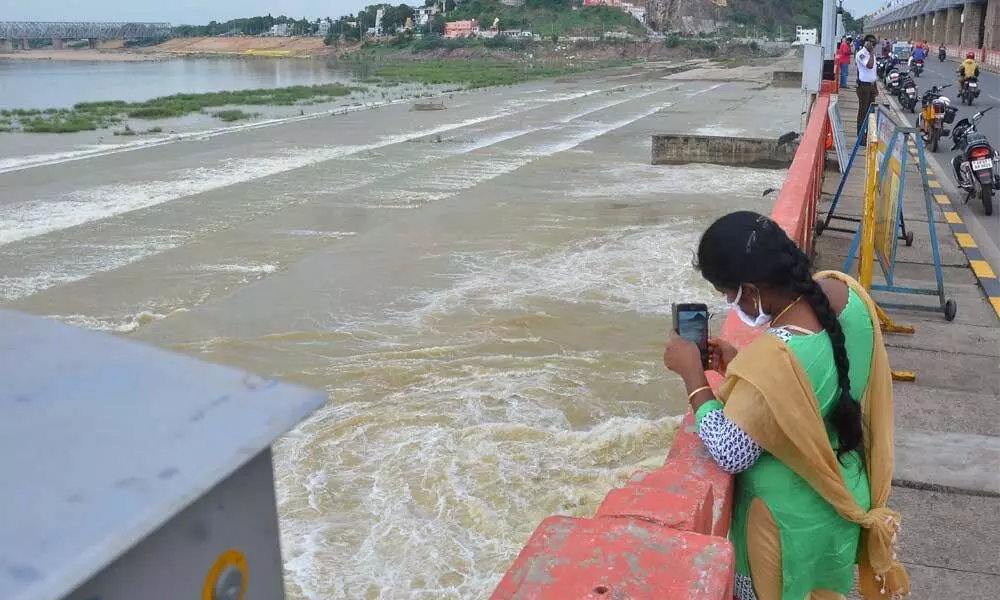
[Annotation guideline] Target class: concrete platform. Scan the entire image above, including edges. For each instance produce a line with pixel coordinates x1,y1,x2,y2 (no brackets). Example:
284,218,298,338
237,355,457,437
818,90,1000,598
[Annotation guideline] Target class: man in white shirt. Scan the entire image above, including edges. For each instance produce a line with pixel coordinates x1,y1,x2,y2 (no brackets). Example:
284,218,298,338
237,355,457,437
855,34,878,138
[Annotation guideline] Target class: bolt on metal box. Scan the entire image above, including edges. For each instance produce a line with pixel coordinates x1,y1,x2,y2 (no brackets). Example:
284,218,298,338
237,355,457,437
0,310,327,600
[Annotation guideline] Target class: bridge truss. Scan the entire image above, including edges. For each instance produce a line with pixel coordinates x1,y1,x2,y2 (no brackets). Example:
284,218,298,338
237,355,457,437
0,22,172,40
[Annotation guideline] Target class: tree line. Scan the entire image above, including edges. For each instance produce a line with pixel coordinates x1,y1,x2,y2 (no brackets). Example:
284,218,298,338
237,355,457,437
172,15,329,37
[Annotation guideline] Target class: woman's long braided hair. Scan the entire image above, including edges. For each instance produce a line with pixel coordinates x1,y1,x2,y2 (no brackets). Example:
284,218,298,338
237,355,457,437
695,211,863,460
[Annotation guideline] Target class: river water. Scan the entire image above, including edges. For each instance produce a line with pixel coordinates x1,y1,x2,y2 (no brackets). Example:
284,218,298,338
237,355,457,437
0,57,362,109
0,60,798,599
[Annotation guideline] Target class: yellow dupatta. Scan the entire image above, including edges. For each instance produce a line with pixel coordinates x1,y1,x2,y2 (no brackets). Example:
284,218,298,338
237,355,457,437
718,271,910,599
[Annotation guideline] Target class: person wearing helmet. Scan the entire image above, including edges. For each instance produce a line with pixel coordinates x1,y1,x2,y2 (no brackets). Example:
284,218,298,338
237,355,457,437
958,51,980,91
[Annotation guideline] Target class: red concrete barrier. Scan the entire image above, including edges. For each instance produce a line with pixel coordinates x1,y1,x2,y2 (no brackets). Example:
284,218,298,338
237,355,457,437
490,92,832,600
491,517,735,600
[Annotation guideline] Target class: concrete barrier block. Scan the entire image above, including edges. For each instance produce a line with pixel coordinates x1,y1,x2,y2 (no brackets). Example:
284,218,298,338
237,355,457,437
596,476,714,534
772,70,803,88
665,411,708,461
490,516,735,600
655,456,735,537
651,134,799,168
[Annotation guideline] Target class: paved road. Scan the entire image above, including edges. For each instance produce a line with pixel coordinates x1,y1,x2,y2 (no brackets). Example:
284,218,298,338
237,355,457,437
907,55,1000,253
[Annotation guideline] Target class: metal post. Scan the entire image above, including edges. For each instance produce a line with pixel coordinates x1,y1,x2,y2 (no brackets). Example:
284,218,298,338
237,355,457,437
822,0,837,58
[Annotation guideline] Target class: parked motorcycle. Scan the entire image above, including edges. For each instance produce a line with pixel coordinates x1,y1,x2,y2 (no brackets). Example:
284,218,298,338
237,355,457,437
938,45,946,62
886,69,902,96
898,72,919,113
950,106,998,215
959,77,981,105
918,84,957,152
876,56,897,81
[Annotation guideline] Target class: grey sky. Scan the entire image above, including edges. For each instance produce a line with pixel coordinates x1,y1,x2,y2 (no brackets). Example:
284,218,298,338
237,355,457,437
0,0,373,24
843,0,877,18
1,0,879,26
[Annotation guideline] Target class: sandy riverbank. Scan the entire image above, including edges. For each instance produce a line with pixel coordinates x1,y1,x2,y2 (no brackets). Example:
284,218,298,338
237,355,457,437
0,49,170,61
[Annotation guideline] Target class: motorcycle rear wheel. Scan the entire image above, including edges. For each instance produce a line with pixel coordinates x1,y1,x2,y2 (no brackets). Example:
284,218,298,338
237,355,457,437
983,186,994,216
930,130,940,152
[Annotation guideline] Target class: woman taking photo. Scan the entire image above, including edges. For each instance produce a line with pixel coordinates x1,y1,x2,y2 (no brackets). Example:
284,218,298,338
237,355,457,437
663,212,909,600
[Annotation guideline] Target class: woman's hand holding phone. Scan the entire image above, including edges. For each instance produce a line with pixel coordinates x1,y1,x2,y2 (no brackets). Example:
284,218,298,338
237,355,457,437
707,337,738,375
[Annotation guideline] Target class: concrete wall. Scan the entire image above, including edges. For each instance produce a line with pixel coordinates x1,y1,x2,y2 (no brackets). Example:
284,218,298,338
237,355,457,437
651,134,799,169
871,0,1000,50
772,70,802,88
962,3,985,48
985,0,1000,49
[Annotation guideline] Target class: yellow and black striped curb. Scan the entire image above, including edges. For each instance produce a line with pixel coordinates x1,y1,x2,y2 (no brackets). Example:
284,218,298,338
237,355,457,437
906,143,1000,320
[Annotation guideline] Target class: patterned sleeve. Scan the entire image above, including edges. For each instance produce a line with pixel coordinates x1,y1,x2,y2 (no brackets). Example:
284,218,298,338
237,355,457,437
697,409,763,474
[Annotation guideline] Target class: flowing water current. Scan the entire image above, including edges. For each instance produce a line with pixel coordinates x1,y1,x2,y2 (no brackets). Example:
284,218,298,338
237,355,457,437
0,60,798,599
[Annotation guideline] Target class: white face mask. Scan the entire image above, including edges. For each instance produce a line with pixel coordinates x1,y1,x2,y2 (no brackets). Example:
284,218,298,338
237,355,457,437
726,285,772,329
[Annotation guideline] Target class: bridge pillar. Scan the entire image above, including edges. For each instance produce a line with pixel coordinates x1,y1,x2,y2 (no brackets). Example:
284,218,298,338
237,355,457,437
962,2,985,48
934,9,948,44
18,38,28,50
986,0,1000,49
946,7,963,45
51,38,64,49
88,38,101,49
0,39,12,52
922,13,934,42
914,15,925,41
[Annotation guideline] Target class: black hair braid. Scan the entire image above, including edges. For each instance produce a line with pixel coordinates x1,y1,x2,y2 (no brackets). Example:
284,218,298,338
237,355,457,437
695,211,864,461
784,239,864,461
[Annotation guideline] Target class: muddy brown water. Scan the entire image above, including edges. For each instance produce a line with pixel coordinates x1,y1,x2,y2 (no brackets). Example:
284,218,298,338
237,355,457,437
0,64,799,599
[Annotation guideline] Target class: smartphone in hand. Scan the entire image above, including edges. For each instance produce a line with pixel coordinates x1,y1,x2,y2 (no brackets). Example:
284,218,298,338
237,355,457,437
672,302,709,369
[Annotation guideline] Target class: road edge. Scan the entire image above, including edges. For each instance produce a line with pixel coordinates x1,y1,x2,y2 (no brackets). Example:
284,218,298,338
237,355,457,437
880,86,1000,320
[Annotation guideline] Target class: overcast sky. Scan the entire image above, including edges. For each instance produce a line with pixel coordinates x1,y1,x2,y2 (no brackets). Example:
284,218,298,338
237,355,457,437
843,0,873,18
0,0,374,24
0,0,879,26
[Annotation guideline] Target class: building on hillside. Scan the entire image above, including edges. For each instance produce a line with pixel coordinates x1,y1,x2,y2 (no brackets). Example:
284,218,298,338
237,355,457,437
269,23,292,37
499,0,524,6
795,26,818,45
317,21,331,37
412,5,442,27
583,0,623,5
444,19,478,38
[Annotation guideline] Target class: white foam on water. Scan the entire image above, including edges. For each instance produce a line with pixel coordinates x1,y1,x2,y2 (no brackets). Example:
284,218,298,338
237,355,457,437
0,112,535,247
566,163,788,199
275,365,684,600
556,84,680,123
48,308,189,333
0,86,620,176
285,230,359,238
196,263,280,274
693,124,746,136
0,235,183,301
412,222,710,321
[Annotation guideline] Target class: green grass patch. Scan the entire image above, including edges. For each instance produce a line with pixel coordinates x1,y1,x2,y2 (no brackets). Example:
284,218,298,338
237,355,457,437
21,116,100,133
373,58,629,88
213,109,258,122
6,83,360,133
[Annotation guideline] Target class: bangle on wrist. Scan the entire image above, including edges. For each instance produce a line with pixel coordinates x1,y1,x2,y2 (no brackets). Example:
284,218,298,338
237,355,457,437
687,385,712,402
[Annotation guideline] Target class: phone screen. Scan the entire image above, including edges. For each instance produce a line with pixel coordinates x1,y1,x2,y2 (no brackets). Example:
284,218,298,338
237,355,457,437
674,304,709,367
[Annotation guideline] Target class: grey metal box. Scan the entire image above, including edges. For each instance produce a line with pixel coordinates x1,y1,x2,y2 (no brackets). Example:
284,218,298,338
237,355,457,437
0,310,326,600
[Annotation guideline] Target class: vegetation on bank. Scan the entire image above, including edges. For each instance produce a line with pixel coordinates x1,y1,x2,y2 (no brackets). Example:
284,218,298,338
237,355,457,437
2,53,643,134
0,83,359,133
371,57,629,88
719,0,863,39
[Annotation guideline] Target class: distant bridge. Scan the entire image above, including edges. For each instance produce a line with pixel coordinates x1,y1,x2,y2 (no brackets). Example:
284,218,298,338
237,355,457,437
0,22,172,40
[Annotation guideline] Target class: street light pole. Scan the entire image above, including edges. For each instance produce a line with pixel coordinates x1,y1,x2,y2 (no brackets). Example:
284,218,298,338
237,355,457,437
821,0,836,58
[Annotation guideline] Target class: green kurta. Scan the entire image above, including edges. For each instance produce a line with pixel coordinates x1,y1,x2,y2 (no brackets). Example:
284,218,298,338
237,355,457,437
700,289,874,599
